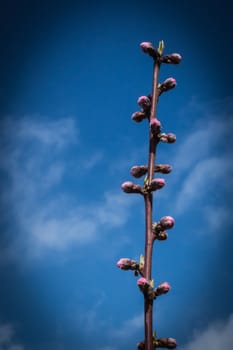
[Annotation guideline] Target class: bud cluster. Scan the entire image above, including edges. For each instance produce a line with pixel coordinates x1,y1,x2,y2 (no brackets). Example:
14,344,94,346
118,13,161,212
138,337,177,349
152,216,175,241
131,95,152,123
159,133,176,144
137,278,171,300
154,338,177,349
130,164,172,178
153,216,175,233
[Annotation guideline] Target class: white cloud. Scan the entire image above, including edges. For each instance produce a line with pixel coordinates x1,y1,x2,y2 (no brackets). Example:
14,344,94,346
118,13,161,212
111,313,143,338
75,293,107,334
0,116,135,257
22,191,134,253
173,117,233,173
169,111,233,216
174,127,216,172
0,116,77,204
181,314,233,350
174,156,231,214
13,116,77,148
202,205,233,232
0,323,24,350
82,151,104,170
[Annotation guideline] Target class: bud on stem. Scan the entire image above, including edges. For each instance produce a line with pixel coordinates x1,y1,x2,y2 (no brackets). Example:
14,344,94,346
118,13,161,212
158,78,177,95
149,178,165,191
159,133,176,144
150,118,161,135
116,258,139,271
153,282,171,297
153,216,175,233
137,278,154,299
154,164,173,174
137,96,151,110
160,216,175,230
154,338,177,349
131,111,147,123
130,165,148,178
161,53,182,64
130,164,172,178
137,337,177,349
121,181,143,194
140,41,158,59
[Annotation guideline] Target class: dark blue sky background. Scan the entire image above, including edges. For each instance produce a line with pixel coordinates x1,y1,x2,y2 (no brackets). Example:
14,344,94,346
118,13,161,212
0,1,233,350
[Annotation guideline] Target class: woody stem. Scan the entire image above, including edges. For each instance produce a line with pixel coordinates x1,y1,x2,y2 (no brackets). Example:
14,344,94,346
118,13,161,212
143,58,161,350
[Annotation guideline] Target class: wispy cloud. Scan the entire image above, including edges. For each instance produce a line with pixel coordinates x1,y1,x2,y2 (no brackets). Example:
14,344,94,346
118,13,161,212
174,156,231,214
0,116,77,202
0,116,135,258
110,313,143,339
82,150,104,170
23,190,134,254
173,117,233,174
181,314,233,350
170,103,233,219
202,204,233,232
0,323,24,350
11,116,78,148
75,292,107,334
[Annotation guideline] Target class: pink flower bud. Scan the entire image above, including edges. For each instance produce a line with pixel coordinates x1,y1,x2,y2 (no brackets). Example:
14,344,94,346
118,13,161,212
121,181,142,194
162,53,182,64
159,77,177,94
131,111,147,123
140,42,158,59
155,282,171,296
137,277,153,296
137,96,151,109
150,118,161,135
130,165,148,178
154,164,173,174
159,133,176,144
137,277,148,286
159,216,175,230
150,178,165,191
117,258,131,269
116,258,138,270
156,338,177,349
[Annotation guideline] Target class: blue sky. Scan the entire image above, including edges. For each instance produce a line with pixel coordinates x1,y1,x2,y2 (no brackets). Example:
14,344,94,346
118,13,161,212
0,1,233,349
